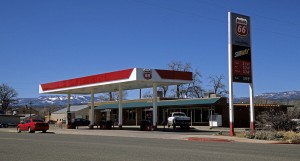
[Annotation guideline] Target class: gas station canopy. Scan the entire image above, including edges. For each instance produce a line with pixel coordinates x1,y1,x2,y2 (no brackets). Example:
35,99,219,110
39,68,193,95
39,68,193,129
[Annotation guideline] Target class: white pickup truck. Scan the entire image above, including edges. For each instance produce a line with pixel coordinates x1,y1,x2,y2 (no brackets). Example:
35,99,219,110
167,112,190,130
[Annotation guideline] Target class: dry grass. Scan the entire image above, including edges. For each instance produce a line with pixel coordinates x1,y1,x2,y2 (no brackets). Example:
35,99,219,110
283,131,300,144
235,130,300,144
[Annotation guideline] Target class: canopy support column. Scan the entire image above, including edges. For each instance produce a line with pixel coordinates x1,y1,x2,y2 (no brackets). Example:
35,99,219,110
152,83,157,130
118,85,123,129
66,93,71,127
89,89,95,129
249,83,255,132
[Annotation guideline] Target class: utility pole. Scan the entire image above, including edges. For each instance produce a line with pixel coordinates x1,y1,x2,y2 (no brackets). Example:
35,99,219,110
29,101,32,118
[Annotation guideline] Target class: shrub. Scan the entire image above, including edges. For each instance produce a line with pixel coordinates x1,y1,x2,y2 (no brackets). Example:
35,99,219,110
284,131,300,144
256,107,300,131
236,131,255,139
254,130,276,140
239,130,300,143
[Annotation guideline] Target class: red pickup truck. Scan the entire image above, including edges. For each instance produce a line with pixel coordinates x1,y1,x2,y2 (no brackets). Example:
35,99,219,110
17,118,49,133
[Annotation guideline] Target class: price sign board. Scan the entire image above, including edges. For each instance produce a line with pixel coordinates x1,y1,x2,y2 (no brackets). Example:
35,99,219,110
232,45,252,83
229,12,252,83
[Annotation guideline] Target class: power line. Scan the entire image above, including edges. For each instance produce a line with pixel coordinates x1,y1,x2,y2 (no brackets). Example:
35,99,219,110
132,0,300,39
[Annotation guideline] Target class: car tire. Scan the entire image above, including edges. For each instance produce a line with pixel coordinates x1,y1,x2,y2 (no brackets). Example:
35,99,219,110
17,127,21,133
4,124,8,128
42,130,47,133
172,121,176,130
28,127,34,133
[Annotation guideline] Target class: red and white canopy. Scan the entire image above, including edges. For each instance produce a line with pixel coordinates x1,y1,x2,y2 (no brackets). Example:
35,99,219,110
39,68,193,94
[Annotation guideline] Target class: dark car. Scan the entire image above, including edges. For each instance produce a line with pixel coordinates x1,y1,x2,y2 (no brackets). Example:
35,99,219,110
72,118,90,127
0,123,9,128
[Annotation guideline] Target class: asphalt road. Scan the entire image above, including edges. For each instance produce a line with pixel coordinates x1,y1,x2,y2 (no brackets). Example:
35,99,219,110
0,132,299,161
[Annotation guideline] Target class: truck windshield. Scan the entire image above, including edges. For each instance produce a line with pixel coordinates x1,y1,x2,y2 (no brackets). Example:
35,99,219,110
173,113,185,116
33,119,44,122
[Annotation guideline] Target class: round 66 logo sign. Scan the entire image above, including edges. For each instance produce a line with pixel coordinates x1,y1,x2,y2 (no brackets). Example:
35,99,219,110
236,17,248,36
143,69,152,80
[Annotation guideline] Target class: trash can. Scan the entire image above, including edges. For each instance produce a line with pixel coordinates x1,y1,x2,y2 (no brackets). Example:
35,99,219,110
140,120,152,131
105,120,112,129
100,120,112,129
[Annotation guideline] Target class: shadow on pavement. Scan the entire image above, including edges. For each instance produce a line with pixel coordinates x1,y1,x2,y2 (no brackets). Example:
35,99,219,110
73,126,220,134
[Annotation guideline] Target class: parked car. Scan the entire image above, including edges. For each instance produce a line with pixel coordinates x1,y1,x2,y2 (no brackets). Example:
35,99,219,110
167,112,191,130
0,123,9,128
17,118,49,133
71,118,90,127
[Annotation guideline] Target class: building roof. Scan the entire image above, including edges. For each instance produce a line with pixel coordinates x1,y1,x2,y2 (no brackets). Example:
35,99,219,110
95,97,221,110
234,104,294,108
52,105,88,114
39,68,192,94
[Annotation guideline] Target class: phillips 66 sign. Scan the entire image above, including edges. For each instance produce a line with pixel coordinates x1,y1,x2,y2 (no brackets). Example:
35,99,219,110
236,17,248,37
229,12,252,83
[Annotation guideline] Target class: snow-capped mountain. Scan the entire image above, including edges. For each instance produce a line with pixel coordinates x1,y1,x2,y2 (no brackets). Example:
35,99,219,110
255,91,300,100
16,95,101,107
234,91,300,103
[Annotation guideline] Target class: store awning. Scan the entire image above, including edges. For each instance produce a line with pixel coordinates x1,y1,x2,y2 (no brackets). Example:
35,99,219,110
95,97,222,110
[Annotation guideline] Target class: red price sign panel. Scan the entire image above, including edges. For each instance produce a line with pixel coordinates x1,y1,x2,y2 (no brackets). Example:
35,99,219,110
232,45,252,83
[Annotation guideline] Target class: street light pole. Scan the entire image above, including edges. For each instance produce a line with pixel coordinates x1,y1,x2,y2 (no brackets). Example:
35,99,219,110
29,101,32,118
25,105,27,115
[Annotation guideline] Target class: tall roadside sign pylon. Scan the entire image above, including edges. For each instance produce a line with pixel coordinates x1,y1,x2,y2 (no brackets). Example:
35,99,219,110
228,12,255,136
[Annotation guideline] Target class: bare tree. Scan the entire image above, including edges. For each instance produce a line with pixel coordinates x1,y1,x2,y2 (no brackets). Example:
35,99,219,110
186,69,204,98
99,91,128,101
256,107,300,131
158,86,168,98
142,90,153,98
167,61,192,98
208,75,228,96
254,96,269,104
0,83,18,112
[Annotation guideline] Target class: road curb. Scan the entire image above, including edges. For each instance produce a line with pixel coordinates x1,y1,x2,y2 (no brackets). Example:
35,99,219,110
187,137,234,142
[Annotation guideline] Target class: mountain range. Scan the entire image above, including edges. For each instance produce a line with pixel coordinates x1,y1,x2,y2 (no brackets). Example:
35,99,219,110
14,91,300,107
16,95,102,107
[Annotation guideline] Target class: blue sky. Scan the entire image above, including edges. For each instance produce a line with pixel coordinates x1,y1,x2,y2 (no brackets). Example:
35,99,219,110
1,0,299,98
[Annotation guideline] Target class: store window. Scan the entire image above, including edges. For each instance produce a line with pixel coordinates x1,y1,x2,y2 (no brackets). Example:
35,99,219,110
124,109,136,121
202,108,209,122
194,109,202,122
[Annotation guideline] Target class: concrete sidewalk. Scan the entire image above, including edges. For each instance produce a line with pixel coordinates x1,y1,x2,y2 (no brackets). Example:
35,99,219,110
0,126,287,144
